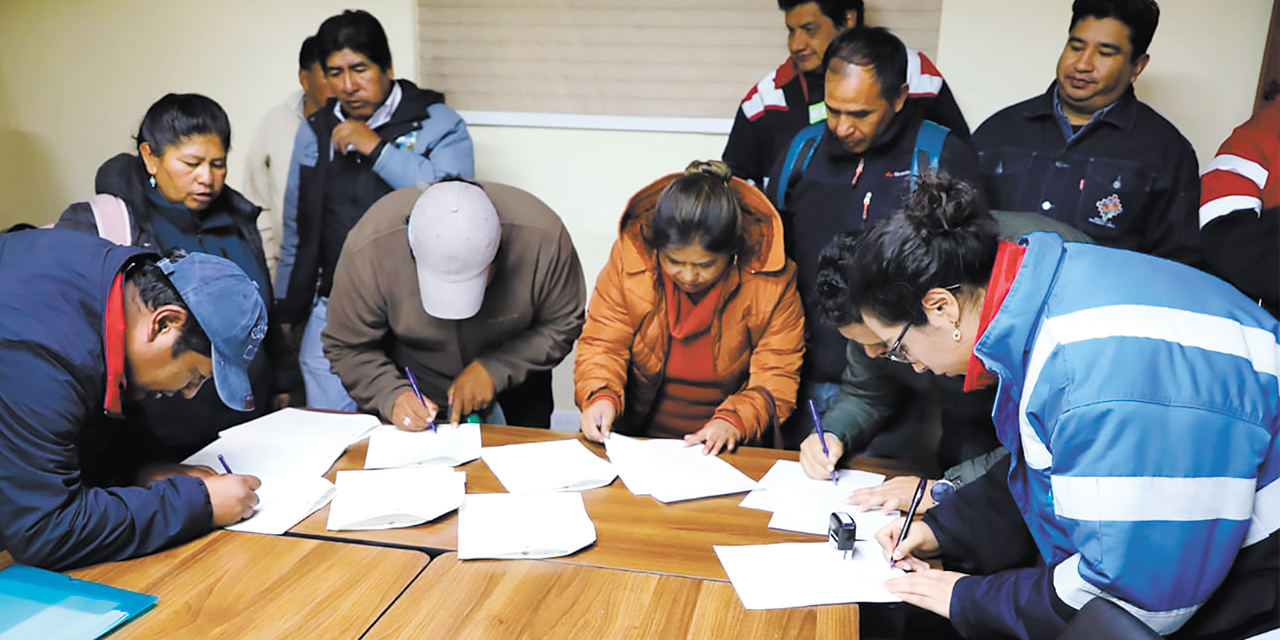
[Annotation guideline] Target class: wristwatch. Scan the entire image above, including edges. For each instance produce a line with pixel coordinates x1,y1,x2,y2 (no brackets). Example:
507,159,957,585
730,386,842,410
929,478,957,504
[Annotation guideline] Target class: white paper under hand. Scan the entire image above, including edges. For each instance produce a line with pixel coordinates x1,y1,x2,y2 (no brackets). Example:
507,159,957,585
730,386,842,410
364,422,482,469
480,439,616,494
715,541,904,609
226,475,336,535
457,492,596,560
604,434,757,502
326,468,466,530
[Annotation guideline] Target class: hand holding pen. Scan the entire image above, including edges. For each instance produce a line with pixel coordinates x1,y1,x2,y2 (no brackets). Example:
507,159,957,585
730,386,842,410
392,366,438,431
889,478,929,568
807,400,838,485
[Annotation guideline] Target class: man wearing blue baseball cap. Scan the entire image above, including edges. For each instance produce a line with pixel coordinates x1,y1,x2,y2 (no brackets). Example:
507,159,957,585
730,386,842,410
0,228,266,570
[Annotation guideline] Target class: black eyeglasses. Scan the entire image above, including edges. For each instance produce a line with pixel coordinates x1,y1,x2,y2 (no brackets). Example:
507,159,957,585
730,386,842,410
882,323,913,364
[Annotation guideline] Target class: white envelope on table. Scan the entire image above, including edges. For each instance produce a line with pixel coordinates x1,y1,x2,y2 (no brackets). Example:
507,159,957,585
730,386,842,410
326,467,466,530
364,423,482,469
480,439,616,494
226,474,336,535
457,492,596,560
715,541,904,609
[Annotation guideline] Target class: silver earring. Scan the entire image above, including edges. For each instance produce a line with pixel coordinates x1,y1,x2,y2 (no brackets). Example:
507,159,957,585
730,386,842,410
148,175,156,188
952,322,962,342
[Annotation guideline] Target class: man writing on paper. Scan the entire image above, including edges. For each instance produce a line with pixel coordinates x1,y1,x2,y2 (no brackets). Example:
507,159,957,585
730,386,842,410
324,179,586,429
0,230,264,570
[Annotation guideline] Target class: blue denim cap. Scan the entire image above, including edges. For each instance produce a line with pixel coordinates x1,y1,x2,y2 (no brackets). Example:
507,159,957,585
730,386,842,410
158,252,267,411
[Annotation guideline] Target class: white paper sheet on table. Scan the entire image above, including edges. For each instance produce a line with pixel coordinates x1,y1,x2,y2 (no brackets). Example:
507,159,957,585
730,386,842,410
715,541,904,609
457,492,596,560
603,434,758,503
738,460,896,537
479,439,616,494
216,408,380,445
226,474,336,535
364,423,482,469
327,468,465,530
184,408,379,479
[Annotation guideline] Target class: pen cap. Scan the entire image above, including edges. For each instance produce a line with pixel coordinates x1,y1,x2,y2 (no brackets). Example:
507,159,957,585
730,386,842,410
828,512,857,551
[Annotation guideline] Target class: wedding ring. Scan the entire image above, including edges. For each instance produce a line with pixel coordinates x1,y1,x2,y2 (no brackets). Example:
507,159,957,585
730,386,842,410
403,416,412,427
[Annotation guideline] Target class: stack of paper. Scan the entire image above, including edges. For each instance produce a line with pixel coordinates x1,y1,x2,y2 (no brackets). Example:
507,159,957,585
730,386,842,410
457,492,596,559
186,408,380,478
364,423,482,469
327,468,466,530
603,434,758,503
740,460,896,537
714,542,904,609
182,409,381,535
479,439,616,493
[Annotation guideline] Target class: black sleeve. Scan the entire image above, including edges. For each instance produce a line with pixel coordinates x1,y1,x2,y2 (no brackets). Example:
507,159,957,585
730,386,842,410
722,108,769,186
1201,206,1279,314
924,455,1040,575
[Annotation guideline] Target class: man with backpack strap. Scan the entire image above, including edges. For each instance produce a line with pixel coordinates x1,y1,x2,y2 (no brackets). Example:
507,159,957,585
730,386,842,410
763,26,982,448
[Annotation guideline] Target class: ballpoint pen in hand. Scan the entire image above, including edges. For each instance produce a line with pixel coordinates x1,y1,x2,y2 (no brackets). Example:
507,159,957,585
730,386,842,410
890,477,929,568
807,399,838,485
217,454,233,474
404,366,437,432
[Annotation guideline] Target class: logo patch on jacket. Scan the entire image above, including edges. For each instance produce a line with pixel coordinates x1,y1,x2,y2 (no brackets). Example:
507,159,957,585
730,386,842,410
394,130,419,151
1090,193,1123,228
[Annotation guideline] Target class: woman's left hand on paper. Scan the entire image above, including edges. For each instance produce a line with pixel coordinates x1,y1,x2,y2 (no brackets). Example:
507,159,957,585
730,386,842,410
684,418,740,455
884,570,967,618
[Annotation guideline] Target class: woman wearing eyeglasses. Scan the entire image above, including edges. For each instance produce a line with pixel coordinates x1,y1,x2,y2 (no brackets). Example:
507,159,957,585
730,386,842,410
814,174,1277,640
574,160,804,455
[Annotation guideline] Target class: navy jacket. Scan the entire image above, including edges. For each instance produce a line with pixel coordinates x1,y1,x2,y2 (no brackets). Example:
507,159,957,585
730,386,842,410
0,230,212,570
765,113,982,384
973,84,1201,266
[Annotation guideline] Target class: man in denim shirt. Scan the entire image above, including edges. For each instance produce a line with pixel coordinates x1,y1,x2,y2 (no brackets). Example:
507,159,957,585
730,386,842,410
972,0,1200,266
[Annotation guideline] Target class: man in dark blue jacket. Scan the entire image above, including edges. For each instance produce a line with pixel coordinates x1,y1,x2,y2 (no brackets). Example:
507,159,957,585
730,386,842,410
0,229,265,570
764,26,981,447
972,0,1199,266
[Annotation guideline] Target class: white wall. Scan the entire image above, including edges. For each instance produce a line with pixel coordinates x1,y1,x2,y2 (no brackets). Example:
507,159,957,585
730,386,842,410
936,0,1272,166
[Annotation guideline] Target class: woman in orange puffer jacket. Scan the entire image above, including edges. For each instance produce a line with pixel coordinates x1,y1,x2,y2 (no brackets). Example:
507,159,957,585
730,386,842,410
575,160,805,454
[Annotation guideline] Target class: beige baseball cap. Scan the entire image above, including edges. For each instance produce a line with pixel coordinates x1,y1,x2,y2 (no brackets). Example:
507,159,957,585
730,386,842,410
407,181,501,320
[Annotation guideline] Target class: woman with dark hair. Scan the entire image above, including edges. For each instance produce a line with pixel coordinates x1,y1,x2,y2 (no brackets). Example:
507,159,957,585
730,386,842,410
57,93,293,459
816,173,1278,640
575,160,804,454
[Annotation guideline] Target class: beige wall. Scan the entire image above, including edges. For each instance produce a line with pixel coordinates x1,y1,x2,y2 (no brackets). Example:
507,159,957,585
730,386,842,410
0,0,1270,413
0,0,418,229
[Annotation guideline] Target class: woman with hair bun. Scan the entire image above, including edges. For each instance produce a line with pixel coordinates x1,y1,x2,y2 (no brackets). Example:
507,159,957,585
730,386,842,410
574,160,804,454
814,173,1278,640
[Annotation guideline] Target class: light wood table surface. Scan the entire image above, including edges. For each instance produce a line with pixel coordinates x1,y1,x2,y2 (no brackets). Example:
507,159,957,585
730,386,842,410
290,425,919,581
1,531,428,640
363,552,858,640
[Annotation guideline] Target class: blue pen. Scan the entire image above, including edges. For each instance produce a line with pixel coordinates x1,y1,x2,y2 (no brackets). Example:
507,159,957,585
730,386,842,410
217,454,233,475
404,366,437,432
808,399,838,485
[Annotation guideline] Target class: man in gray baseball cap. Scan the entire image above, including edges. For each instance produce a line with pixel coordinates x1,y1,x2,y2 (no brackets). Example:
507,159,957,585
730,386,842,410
324,178,586,430
0,229,266,570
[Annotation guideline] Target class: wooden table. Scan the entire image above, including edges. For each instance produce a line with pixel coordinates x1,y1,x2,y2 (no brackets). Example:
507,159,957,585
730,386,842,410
363,552,858,640
1,531,428,639
290,425,918,580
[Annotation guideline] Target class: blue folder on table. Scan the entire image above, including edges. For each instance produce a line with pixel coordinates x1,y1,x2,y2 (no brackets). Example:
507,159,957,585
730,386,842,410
0,565,157,640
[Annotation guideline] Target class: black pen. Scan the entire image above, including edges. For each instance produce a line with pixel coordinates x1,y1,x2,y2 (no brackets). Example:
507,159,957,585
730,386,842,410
890,477,928,568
